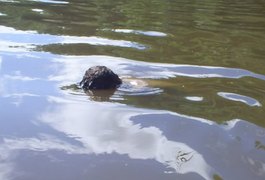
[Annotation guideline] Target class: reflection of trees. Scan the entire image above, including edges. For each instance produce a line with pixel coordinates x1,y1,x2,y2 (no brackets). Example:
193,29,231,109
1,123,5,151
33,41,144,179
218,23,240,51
119,77,265,127
0,0,169,34
1,0,265,73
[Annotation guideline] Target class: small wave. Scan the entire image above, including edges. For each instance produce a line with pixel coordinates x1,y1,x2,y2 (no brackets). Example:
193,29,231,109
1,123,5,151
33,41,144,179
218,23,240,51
185,96,204,102
30,0,69,4
217,92,262,107
0,26,147,52
49,55,265,85
117,86,163,96
32,9,44,13
61,36,146,50
116,78,163,96
118,61,265,81
107,29,167,37
0,0,17,2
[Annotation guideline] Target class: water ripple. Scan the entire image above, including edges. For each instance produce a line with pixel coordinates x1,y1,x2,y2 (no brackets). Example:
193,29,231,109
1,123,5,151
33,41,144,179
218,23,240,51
106,29,167,37
49,55,265,85
217,92,262,107
117,79,163,96
61,36,146,50
120,62,265,81
30,0,69,4
0,0,17,2
185,96,204,102
0,26,147,52
31,9,44,13
0,12,7,16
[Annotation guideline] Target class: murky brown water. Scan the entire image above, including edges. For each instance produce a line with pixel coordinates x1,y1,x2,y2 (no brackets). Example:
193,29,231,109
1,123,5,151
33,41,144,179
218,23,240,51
1,0,265,179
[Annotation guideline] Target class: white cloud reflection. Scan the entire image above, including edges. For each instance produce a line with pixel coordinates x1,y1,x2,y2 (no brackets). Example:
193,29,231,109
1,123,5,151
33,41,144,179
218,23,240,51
0,96,216,180
0,95,265,179
36,97,215,179
0,61,40,104
4,74,40,81
0,25,147,52
0,56,2,70
217,92,262,107
0,163,13,180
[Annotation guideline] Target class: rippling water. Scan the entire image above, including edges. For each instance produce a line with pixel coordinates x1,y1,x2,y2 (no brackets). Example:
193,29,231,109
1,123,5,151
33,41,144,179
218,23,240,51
0,0,265,180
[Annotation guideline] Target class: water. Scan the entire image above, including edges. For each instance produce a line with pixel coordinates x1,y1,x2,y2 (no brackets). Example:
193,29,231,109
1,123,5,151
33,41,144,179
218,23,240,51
0,0,265,179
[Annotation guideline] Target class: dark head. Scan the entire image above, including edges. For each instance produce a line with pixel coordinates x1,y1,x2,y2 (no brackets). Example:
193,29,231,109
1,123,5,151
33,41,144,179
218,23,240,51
80,66,122,91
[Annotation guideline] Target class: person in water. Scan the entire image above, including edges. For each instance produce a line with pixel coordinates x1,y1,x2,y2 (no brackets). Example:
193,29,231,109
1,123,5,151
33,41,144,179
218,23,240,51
80,66,122,90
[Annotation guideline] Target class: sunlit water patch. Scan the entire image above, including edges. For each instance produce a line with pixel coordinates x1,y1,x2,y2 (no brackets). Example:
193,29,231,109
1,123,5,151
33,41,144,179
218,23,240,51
218,92,262,107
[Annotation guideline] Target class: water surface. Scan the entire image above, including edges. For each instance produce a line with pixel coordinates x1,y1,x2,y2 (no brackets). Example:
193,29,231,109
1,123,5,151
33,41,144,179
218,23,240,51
0,0,265,180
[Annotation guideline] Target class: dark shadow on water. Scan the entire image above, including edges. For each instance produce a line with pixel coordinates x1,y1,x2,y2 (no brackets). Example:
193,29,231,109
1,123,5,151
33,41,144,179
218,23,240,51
60,84,116,101
85,89,116,101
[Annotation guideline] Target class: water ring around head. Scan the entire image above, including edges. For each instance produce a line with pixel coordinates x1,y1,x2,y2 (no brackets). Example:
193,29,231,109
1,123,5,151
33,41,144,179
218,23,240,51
116,77,163,96
61,77,163,99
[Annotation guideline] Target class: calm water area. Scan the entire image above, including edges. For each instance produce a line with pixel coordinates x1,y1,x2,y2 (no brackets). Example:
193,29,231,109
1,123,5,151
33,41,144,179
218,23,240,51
1,0,265,179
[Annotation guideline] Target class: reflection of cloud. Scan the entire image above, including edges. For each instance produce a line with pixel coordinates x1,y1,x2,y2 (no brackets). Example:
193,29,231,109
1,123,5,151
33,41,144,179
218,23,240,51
4,74,40,81
0,61,40,104
38,97,214,179
218,92,262,107
0,56,2,70
0,95,264,179
0,141,15,180
0,163,13,180
0,25,146,52
36,98,265,179
0,57,5,96
0,134,87,180
2,136,87,154
3,93,39,106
